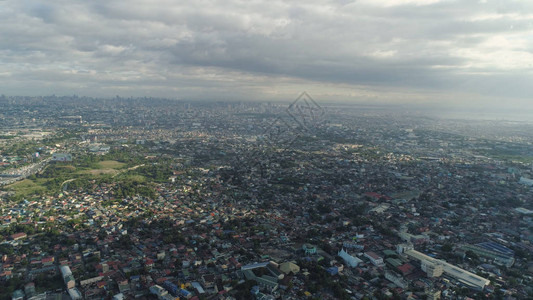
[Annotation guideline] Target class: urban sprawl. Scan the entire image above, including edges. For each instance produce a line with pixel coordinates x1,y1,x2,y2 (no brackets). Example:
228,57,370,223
1,95,533,300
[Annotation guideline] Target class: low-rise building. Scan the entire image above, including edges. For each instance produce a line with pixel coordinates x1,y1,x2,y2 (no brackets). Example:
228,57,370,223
364,251,384,267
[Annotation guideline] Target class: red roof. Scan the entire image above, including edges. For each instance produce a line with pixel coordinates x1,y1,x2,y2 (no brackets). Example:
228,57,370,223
365,251,381,260
364,192,392,200
10,233,27,240
398,263,415,275
155,277,167,284
41,257,54,263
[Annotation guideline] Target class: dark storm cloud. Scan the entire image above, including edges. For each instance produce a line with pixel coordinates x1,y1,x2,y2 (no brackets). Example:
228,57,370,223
1,0,532,103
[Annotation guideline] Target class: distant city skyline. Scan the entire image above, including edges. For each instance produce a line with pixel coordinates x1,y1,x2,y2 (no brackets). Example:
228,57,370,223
1,0,533,108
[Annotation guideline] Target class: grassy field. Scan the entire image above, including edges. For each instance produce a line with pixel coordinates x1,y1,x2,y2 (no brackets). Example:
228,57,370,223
7,179,47,197
77,160,126,175
121,174,146,182
79,169,118,176
4,160,128,199
97,160,126,169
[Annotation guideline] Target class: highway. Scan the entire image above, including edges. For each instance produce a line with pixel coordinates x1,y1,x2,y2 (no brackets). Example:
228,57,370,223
0,158,51,186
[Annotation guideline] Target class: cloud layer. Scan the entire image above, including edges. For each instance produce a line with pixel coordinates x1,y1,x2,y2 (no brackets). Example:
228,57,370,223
1,0,533,104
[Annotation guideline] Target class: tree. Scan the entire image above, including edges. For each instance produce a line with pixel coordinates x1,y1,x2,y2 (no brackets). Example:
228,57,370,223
465,250,478,260
0,244,14,255
118,234,133,249
442,243,453,252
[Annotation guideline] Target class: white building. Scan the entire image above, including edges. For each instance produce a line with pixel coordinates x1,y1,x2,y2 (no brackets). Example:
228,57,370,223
112,293,124,300
59,266,75,289
338,249,363,267
421,259,443,277
52,153,72,162
67,288,82,300
59,265,72,277
519,177,533,186
364,251,384,267
396,243,414,254
149,285,168,299
403,249,489,290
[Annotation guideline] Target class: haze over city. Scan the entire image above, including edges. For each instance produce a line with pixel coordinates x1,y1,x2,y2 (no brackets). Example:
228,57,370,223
2,1,533,299
1,0,533,113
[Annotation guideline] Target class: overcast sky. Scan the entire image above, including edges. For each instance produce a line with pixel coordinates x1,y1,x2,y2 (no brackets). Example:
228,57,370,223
1,0,533,106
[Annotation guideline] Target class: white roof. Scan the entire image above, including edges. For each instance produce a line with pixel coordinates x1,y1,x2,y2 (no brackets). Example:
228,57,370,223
67,288,82,300
59,265,72,277
405,249,489,289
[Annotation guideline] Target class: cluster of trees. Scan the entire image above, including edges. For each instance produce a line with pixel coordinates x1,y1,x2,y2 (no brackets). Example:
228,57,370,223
233,280,255,300
33,274,63,294
117,234,133,249
0,223,37,236
299,260,351,300
66,176,112,191
113,178,155,199
0,244,14,255
130,164,172,183
162,227,185,244
97,148,148,167
0,277,24,300
1,140,40,157
75,154,103,169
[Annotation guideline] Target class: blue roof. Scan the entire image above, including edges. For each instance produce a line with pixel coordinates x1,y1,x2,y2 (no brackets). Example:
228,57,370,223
163,281,178,290
241,262,269,270
477,242,514,256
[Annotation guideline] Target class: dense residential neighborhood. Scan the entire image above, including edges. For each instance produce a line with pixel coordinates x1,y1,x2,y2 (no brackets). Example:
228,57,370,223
1,96,533,299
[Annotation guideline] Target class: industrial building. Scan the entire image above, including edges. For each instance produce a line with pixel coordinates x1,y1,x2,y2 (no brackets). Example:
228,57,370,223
59,265,75,289
398,245,490,290
460,242,515,267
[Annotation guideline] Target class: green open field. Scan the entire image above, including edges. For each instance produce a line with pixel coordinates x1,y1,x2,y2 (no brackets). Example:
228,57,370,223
7,179,48,198
97,160,126,169
120,174,146,182
4,160,129,200
77,160,126,175
2,158,156,201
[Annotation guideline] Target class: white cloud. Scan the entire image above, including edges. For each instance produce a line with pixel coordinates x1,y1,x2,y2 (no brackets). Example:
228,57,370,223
357,0,448,8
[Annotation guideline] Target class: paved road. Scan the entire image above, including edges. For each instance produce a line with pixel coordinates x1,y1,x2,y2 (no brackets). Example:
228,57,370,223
0,158,51,186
